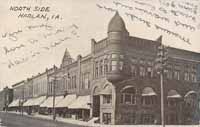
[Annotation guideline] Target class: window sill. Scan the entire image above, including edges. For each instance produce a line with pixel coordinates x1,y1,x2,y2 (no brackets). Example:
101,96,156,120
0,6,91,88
119,103,136,106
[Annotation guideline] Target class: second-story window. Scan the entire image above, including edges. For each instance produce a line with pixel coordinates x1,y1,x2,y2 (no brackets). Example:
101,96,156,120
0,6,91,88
190,73,197,82
184,72,190,81
100,60,103,76
191,66,197,83
74,75,76,88
82,72,90,89
131,65,137,77
95,62,99,78
164,69,173,79
119,61,123,71
184,65,190,81
147,67,153,78
65,78,68,90
139,66,146,77
68,76,71,90
104,59,109,74
110,53,124,72
173,70,180,80
111,60,118,71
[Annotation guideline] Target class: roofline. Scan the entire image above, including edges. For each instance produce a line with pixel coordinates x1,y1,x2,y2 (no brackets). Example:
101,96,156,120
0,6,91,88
169,46,200,55
12,80,25,88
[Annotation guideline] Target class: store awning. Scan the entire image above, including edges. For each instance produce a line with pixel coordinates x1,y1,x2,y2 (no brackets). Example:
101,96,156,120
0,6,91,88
23,98,35,106
142,87,157,96
8,99,20,107
33,96,46,106
167,90,182,98
40,96,64,108
68,95,90,109
56,94,76,108
23,96,46,107
185,90,197,97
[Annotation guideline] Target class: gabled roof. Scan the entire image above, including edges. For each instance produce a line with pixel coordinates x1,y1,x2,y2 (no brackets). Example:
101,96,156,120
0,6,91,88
61,48,74,67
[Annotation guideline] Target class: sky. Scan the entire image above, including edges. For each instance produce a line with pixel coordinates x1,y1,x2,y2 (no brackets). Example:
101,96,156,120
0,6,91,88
0,0,199,89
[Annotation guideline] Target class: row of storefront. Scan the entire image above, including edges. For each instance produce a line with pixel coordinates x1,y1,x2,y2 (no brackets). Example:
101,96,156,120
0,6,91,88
8,94,91,120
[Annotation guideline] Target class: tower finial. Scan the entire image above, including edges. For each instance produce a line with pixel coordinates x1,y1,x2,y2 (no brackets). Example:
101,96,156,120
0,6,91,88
107,11,127,33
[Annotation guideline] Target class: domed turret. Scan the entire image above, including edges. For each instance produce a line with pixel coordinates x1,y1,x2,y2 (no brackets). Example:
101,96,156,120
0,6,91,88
105,12,129,83
107,12,129,41
108,11,127,33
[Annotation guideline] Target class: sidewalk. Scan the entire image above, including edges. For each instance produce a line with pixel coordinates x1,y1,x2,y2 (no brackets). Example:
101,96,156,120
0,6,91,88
3,111,200,127
6,111,100,127
33,114,99,126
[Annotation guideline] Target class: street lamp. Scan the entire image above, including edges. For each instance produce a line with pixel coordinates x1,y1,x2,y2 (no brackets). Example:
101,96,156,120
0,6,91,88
155,40,168,127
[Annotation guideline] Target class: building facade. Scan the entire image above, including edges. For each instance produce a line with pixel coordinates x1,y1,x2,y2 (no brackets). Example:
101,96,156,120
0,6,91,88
24,78,33,101
7,12,200,125
8,81,25,111
3,87,13,111
32,72,48,98
0,90,5,111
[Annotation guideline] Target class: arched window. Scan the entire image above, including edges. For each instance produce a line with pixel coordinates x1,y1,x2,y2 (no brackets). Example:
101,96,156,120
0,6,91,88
167,90,181,107
141,87,157,105
120,86,136,105
184,91,197,108
100,85,112,104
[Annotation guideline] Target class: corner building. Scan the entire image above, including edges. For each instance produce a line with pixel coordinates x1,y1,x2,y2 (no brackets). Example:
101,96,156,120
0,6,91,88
53,12,200,125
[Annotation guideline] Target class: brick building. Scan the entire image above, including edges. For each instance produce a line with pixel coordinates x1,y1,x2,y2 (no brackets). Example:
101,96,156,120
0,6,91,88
88,12,200,125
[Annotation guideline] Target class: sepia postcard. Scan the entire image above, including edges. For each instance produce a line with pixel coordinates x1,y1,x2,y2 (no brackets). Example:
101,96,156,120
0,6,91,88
0,0,200,126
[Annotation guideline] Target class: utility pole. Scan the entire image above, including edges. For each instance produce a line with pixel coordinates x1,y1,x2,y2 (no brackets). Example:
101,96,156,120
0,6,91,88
155,36,168,127
53,77,56,121
51,65,67,121
21,86,25,116
160,66,164,127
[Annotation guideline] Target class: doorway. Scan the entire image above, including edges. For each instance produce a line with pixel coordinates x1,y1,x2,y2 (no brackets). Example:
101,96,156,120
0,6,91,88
93,95,100,117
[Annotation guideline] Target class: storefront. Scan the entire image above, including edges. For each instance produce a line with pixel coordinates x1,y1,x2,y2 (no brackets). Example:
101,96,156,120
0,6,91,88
68,95,90,121
8,99,20,112
39,96,64,115
55,94,76,117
